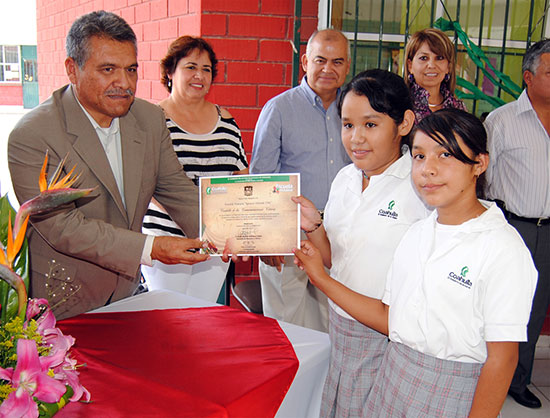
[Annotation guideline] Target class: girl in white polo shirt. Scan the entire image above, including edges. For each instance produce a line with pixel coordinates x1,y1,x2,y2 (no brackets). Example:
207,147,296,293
294,108,537,417
294,69,431,417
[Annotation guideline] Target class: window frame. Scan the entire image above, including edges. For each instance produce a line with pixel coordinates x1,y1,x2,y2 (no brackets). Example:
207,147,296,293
0,45,22,84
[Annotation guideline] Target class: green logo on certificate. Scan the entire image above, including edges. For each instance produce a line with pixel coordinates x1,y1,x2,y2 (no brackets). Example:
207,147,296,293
206,187,212,195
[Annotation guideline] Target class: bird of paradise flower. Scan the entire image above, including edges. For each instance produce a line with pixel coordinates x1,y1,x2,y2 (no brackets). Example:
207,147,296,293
0,152,95,322
0,214,29,320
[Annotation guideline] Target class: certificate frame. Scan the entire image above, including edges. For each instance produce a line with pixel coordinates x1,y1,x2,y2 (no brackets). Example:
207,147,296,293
199,173,301,256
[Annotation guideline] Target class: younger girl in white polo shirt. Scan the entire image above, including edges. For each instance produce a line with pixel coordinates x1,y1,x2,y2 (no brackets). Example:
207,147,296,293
294,69,430,417
294,109,537,417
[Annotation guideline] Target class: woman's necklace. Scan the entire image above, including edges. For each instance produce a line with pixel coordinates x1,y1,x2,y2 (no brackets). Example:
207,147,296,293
361,170,370,191
428,91,444,108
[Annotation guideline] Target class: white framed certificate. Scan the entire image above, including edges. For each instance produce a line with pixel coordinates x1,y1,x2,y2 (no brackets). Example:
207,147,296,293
199,174,300,256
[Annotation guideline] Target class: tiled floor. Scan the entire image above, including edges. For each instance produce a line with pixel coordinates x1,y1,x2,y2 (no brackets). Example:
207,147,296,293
501,337,550,417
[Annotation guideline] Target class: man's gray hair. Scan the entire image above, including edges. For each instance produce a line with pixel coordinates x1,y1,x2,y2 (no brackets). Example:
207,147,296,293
522,39,550,74
305,29,351,59
66,10,137,68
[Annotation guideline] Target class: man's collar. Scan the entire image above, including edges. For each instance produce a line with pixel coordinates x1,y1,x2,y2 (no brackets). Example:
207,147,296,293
71,85,119,133
517,89,537,116
299,76,318,105
523,87,550,117
299,76,341,107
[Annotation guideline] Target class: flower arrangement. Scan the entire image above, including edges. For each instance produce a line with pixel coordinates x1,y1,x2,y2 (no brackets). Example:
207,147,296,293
0,153,94,417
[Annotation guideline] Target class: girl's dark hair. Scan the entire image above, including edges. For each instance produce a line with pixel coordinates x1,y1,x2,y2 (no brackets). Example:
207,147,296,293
413,108,488,195
338,69,413,143
414,108,487,163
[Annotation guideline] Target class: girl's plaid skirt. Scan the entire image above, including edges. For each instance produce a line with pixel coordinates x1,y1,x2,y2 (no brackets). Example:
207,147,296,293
321,306,389,418
365,341,482,417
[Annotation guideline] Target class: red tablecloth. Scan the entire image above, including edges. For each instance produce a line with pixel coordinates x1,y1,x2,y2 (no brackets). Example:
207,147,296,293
56,306,299,417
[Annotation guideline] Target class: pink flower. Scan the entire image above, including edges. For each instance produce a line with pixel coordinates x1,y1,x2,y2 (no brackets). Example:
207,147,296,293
43,328,90,403
26,298,74,363
52,356,91,402
23,299,90,403
26,298,56,333
43,328,74,357
0,339,67,418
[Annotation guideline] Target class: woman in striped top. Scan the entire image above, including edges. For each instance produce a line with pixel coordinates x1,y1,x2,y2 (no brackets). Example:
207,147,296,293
142,36,248,300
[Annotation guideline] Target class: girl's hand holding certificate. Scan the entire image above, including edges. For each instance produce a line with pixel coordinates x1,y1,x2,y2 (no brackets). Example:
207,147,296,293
293,241,327,287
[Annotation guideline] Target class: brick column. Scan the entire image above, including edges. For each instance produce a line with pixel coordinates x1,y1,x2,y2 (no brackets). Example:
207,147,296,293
201,0,318,153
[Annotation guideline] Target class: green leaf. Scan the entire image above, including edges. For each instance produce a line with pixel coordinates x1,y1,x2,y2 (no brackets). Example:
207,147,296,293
37,385,74,417
0,195,29,323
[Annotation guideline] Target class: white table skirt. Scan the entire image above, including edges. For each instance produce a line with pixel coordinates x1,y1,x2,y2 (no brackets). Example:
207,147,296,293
92,289,330,418
141,257,229,302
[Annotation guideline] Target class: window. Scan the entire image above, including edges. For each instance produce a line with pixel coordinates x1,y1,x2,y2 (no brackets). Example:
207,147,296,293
314,0,549,114
0,45,21,83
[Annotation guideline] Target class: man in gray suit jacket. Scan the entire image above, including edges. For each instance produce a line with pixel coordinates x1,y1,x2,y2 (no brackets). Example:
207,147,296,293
8,11,209,319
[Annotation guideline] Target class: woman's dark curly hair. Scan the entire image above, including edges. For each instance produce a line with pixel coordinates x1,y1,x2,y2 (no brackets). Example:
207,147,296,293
160,36,218,92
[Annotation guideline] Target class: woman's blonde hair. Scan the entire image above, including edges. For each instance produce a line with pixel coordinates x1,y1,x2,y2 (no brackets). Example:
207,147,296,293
404,28,458,92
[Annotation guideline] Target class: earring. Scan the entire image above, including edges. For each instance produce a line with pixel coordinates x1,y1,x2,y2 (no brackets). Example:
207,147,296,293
408,73,415,84
167,79,172,90
444,74,450,83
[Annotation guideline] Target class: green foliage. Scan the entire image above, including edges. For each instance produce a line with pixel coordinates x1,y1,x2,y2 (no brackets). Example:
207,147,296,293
0,316,70,416
0,195,30,323
0,318,49,371
0,383,15,403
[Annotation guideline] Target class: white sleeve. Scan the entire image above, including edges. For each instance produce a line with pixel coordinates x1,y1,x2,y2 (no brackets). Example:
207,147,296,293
482,239,538,342
140,235,155,267
382,262,393,306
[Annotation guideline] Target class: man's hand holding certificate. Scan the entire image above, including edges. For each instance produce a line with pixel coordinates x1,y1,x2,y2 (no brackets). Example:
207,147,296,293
199,174,300,256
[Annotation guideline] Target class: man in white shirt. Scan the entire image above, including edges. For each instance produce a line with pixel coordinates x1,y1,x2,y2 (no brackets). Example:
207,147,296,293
8,11,208,319
485,39,550,409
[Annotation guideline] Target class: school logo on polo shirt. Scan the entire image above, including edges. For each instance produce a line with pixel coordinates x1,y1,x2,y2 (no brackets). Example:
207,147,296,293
378,200,398,220
447,266,472,289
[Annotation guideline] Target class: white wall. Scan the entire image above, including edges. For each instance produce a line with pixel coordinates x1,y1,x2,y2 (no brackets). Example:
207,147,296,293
0,0,37,45
0,1,36,204
0,108,28,208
